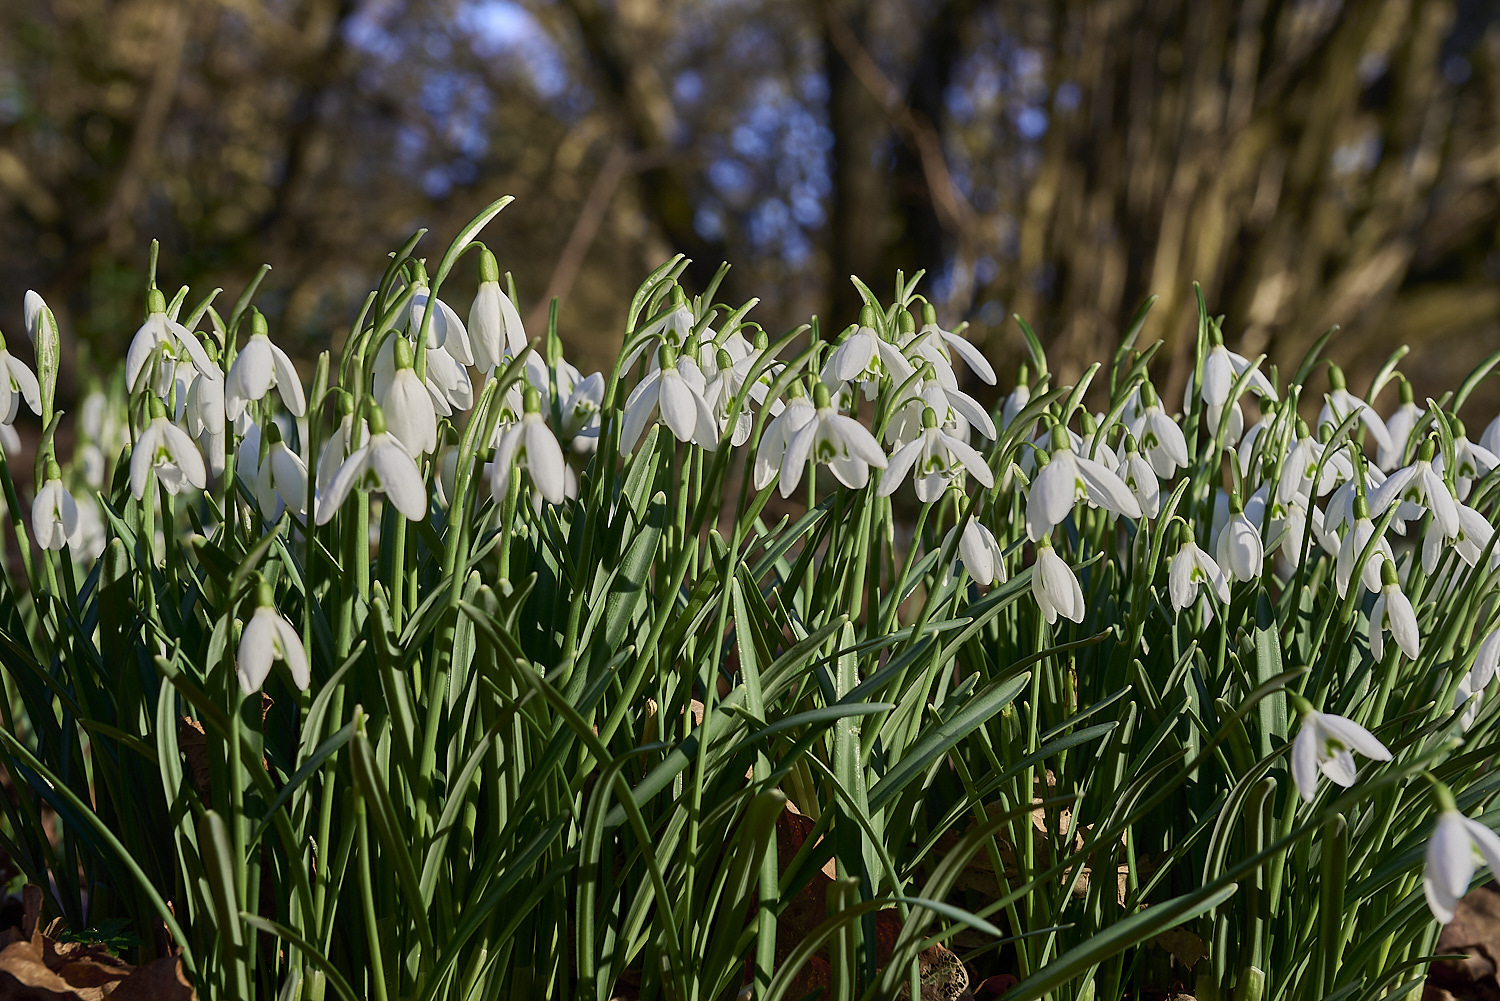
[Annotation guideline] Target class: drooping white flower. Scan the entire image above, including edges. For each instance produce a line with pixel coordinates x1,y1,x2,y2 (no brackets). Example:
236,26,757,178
526,352,605,453
1124,383,1189,479
0,333,40,426
779,383,888,497
225,309,306,421
1025,426,1142,542
1455,673,1486,731
184,367,227,478
885,365,995,447
820,305,915,399
237,584,310,694
620,342,718,453
1434,419,1499,501
948,516,1006,587
469,249,528,371
1032,535,1085,625
1290,703,1392,803
1425,807,1500,924
1116,436,1161,519
622,295,697,371
1216,496,1264,582
1318,365,1393,459
491,387,568,506
699,347,755,447
906,303,996,387
1472,628,1500,691
252,425,309,519
131,404,208,499
753,387,816,491
878,407,993,502
315,404,428,524
1423,501,1498,575
1369,562,1419,661
0,423,16,456
1380,379,1423,470
1169,531,1231,611
1000,369,1032,430
31,464,79,552
1335,497,1393,598
379,336,439,458
1370,438,1460,539
1197,342,1277,408
406,273,474,366
125,288,217,396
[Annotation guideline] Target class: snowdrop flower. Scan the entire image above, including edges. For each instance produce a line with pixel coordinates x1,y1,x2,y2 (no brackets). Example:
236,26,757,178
491,387,568,506
526,352,605,453
1424,789,1500,924
753,383,816,491
1216,494,1263,582
1423,501,1497,575
1025,425,1141,542
185,368,227,478
947,515,1006,587
31,461,79,552
1279,421,1352,507
125,288,217,396
131,399,207,499
316,404,427,524
1434,419,1498,500
1000,366,1032,430
1199,341,1277,407
907,303,996,387
1319,364,1393,459
1369,561,1419,661
1116,435,1161,519
1237,399,1279,480
469,249,528,371
317,396,362,493
0,423,17,455
886,365,996,447
620,342,718,453
1289,699,1392,803
1370,438,1460,539
623,292,697,371
820,305,915,398
1169,525,1230,611
0,331,40,426
1335,496,1393,597
1380,378,1423,470
1455,673,1485,731
380,337,439,457
878,407,993,502
1032,535,1085,625
237,580,310,695
779,382,888,497
1471,628,1500,691
700,347,755,447
253,423,309,519
1125,383,1188,479
225,309,306,421
403,265,474,366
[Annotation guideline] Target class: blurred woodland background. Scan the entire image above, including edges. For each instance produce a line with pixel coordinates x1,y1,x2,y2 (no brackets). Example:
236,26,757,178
1,0,1499,409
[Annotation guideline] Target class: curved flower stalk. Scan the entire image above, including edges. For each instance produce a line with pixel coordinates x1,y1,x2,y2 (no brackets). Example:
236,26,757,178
878,407,993,502
315,403,427,524
225,309,306,421
469,249,528,371
778,382,887,497
1289,698,1391,803
491,387,568,507
125,288,217,396
620,341,717,453
237,579,310,695
1424,780,1500,924
1025,425,1141,542
1033,534,1085,624
1368,562,1419,661
32,461,79,552
131,398,207,499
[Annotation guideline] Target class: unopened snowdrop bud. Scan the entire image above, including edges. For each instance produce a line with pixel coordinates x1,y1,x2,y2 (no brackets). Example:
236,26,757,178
1032,534,1085,625
237,577,310,695
1217,493,1263,582
469,248,527,371
316,401,427,524
23,291,59,419
255,421,309,519
948,515,1006,587
0,329,40,428
131,395,207,499
1471,627,1500,691
492,385,568,506
1289,696,1392,803
1369,561,1419,661
1381,377,1423,470
382,336,439,457
31,459,79,552
1118,434,1160,518
1424,778,1500,924
1169,522,1230,611
225,309,307,421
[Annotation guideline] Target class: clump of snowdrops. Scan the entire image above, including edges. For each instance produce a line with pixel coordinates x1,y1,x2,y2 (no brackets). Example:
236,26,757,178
0,195,1497,1001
